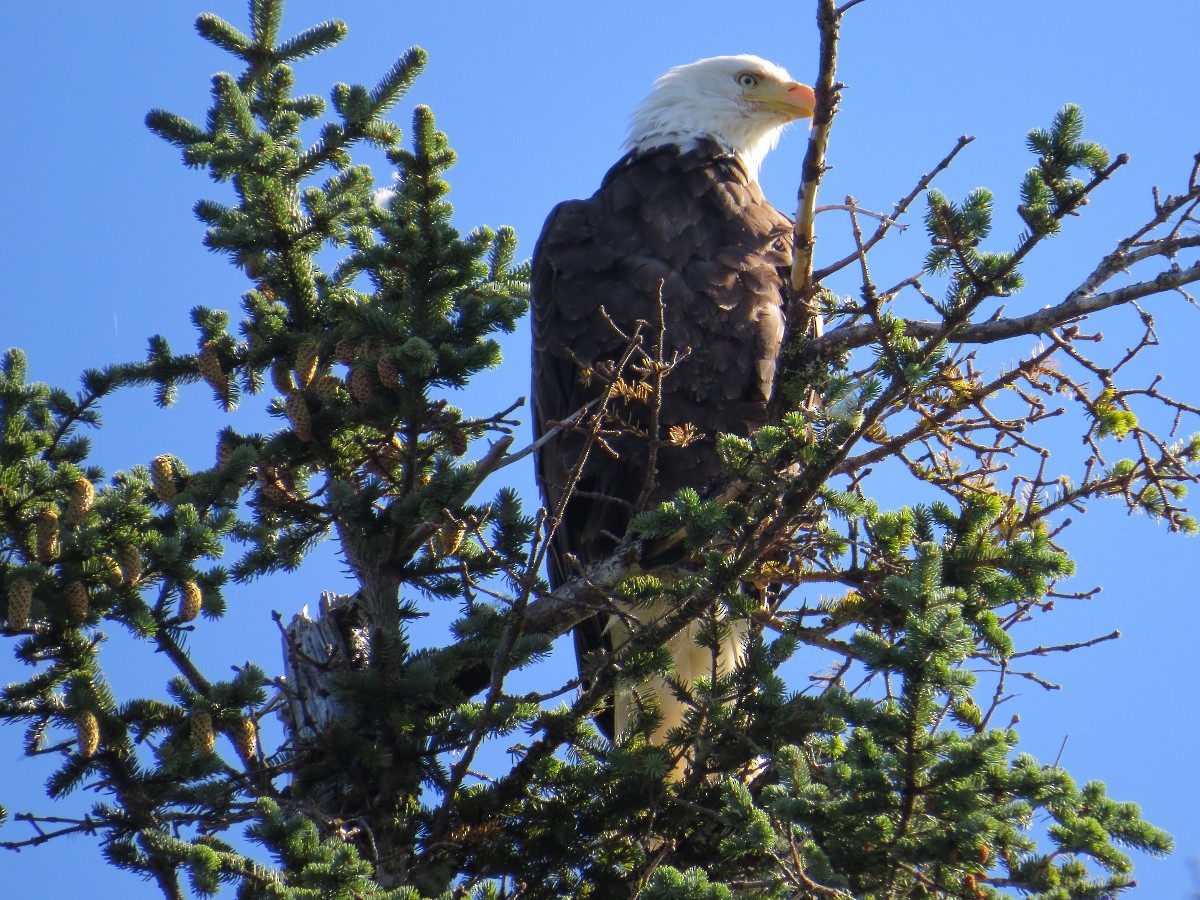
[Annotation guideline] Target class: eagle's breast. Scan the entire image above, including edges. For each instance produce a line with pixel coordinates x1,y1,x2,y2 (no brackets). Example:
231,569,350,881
532,138,791,588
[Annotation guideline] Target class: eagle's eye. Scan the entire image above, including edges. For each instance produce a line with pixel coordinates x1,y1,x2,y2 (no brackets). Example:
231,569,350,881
737,72,759,88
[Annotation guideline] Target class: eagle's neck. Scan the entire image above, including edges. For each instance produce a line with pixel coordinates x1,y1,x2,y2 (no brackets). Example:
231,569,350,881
629,132,777,181
625,98,783,181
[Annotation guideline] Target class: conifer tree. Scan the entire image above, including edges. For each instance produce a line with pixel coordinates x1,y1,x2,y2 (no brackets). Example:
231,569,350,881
1,1,1198,898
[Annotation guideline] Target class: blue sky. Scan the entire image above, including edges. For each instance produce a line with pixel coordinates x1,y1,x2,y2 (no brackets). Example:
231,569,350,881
1,1,1197,896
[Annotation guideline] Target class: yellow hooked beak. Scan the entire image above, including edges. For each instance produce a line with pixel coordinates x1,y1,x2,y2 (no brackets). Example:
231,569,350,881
747,79,816,121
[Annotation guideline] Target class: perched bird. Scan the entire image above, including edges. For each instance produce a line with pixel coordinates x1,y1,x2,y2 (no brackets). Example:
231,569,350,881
532,56,815,751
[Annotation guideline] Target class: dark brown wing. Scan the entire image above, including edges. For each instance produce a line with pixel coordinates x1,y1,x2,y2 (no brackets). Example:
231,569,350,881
531,141,792,735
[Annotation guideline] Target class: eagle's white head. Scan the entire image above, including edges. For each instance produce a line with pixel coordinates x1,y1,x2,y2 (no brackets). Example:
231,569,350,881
625,54,815,180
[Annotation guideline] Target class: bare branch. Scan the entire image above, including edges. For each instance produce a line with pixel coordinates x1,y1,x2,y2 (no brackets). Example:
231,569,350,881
814,202,907,231
1009,630,1121,659
790,0,845,327
813,135,975,284
804,261,1200,361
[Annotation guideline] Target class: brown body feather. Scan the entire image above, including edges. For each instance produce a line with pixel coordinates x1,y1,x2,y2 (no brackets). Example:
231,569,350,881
531,139,792,739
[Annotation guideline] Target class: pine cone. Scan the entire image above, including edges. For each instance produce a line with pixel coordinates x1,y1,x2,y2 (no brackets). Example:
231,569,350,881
377,353,399,386
434,522,467,557
8,578,32,631
215,435,243,502
256,472,286,505
314,374,341,401
179,581,203,622
285,391,313,442
65,580,89,623
191,708,215,755
365,437,402,479
334,338,358,366
117,545,143,586
100,555,123,589
256,467,298,506
198,343,227,395
228,717,257,763
378,436,404,472
65,477,95,526
347,366,372,403
445,426,469,457
216,433,236,470
36,509,59,563
76,710,100,758
294,337,320,388
270,361,295,394
246,332,267,362
150,455,177,503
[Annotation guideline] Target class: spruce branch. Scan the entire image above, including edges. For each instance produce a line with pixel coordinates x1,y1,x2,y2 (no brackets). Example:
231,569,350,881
273,21,348,62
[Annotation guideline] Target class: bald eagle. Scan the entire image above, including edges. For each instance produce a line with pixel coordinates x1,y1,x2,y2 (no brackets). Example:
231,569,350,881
532,56,815,751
